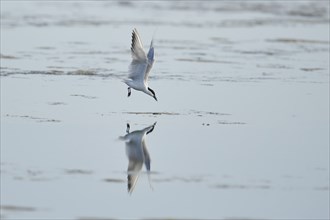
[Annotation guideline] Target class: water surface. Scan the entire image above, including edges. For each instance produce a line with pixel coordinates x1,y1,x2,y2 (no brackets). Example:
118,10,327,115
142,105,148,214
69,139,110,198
1,1,329,219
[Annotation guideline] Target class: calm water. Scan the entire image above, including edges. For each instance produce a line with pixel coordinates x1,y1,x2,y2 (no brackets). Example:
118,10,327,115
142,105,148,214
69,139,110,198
1,1,329,219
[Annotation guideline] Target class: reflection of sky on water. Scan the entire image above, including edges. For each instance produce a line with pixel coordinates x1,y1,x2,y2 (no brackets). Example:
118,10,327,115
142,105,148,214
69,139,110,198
1,1,329,219
1,1,329,85
1,76,329,218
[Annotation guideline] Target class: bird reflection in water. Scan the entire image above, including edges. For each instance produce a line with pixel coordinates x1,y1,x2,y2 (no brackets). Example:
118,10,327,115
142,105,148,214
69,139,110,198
119,122,157,194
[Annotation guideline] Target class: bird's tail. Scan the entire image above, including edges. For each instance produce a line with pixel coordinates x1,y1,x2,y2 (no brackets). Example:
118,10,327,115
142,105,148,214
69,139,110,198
118,136,126,141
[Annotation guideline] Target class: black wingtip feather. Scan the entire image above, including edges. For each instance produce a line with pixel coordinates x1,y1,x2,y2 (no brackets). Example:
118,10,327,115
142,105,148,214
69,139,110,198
131,29,137,52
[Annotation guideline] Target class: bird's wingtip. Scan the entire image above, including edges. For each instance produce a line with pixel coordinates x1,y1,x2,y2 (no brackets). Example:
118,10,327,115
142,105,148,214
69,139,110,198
132,28,138,34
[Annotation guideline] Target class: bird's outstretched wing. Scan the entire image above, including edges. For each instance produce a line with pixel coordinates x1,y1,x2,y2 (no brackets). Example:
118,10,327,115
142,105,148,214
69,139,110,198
128,29,148,82
131,28,146,61
145,40,155,82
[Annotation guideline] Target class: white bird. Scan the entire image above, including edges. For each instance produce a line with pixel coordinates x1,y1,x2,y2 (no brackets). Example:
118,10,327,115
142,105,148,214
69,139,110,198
124,28,157,101
119,122,157,194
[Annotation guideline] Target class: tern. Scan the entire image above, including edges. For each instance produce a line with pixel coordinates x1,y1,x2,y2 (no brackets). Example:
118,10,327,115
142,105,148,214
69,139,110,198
119,122,156,194
124,28,157,101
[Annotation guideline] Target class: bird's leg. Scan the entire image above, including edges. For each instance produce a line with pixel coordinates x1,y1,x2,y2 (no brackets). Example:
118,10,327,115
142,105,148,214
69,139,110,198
126,123,130,133
127,87,131,97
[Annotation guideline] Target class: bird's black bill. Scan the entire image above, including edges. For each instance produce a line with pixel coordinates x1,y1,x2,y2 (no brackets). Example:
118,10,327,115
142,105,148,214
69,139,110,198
147,87,157,101
146,123,156,135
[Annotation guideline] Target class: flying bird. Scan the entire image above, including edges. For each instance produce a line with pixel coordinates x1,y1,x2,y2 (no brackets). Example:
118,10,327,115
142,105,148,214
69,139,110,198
124,28,157,101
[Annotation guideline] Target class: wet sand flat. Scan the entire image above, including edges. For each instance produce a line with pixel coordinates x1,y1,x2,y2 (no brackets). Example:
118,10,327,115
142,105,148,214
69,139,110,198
1,1,329,219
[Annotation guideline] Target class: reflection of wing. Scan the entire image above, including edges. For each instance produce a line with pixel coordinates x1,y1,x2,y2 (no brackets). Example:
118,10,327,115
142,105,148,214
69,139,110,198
127,150,143,194
127,154,143,172
127,173,139,194
125,138,143,160
142,138,151,171
125,130,144,194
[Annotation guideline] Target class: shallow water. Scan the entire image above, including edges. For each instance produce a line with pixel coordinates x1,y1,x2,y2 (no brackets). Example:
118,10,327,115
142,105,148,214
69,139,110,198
1,1,329,219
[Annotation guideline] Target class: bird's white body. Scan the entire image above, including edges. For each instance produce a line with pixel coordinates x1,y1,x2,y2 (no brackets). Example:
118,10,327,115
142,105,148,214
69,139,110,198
125,79,149,95
124,28,157,101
